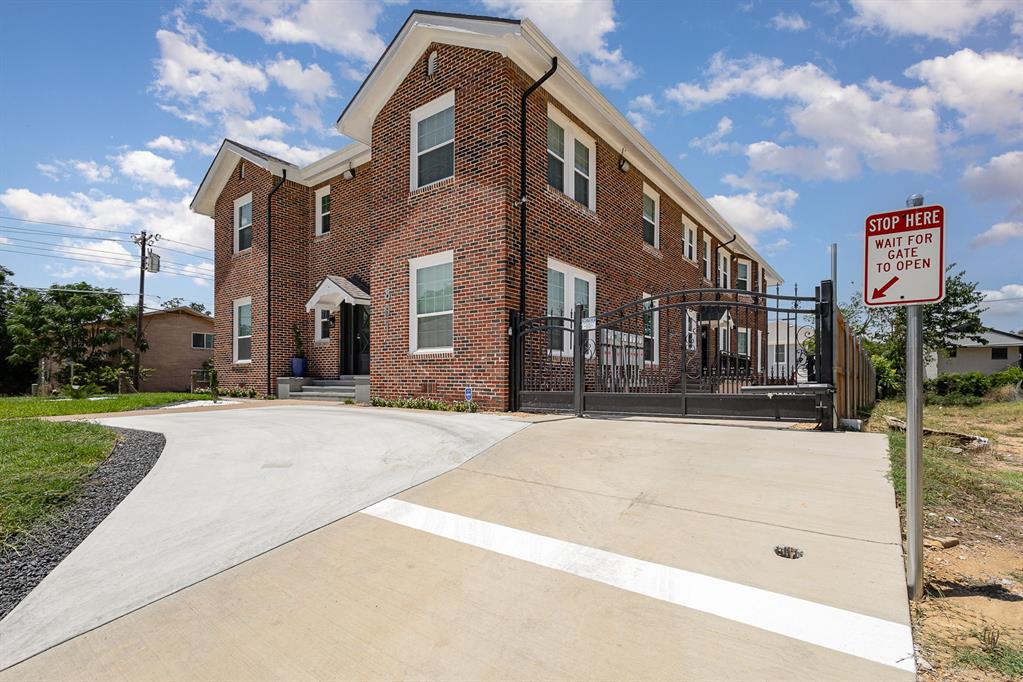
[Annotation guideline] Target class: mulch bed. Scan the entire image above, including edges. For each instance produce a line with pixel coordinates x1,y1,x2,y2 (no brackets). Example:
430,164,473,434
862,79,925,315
0,427,165,620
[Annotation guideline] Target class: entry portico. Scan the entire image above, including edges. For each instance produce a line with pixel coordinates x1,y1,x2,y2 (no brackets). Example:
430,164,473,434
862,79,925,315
305,275,372,377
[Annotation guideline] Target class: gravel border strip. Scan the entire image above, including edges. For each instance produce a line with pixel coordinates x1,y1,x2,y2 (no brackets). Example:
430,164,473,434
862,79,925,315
0,427,166,620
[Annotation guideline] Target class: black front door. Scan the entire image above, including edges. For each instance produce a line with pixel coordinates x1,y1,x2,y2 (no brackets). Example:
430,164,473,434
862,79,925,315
355,305,370,375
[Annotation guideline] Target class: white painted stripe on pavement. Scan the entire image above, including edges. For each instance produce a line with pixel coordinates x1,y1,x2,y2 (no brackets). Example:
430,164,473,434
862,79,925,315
363,497,915,673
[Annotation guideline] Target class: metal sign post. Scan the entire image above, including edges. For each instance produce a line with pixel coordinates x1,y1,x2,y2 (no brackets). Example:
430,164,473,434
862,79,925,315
863,194,943,601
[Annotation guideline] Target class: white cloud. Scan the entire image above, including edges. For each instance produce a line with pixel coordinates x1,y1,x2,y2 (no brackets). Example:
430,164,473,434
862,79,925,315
961,151,1023,203
626,94,662,132
114,150,192,189
626,110,652,133
906,49,1023,139
153,22,268,119
266,55,334,103
224,115,291,140
812,0,841,16
201,0,387,65
689,117,741,154
147,135,189,154
481,0,639,89
48,238,138,280
665,52,939,178
770,13,809,31
629,94,662,114
171,261,215,287
707,189,798,244
762,237,792,255
0,236,9,245
746,141,861,180
849,0,1023,42
35,159,113,183
981,283,1023,324
972,221,1023,247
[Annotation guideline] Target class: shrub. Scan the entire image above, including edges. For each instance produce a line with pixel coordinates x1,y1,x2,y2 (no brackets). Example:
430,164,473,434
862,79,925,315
873,355,902,398
987,383,1020,403
926,371,990,397
925,392,983,407
370,396,478,412
59,383,102,399
989,366,1023,389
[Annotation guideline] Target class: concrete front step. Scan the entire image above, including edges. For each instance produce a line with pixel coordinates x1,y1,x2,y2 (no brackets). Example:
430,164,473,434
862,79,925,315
289,391,356,401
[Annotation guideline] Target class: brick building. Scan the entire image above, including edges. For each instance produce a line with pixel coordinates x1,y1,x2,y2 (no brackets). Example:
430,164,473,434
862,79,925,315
191,11,782,409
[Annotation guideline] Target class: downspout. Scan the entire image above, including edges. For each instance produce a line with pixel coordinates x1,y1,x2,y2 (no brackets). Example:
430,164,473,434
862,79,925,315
715,233,737,286
267,168,286,395
519,56,558,315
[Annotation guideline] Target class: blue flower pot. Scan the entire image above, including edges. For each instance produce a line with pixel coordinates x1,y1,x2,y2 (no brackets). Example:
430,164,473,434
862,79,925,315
291,357,307,377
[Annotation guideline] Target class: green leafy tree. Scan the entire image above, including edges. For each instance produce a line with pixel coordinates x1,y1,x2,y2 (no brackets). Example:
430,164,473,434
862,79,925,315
6,282,136,387
160,297,210,315
0,267,36,394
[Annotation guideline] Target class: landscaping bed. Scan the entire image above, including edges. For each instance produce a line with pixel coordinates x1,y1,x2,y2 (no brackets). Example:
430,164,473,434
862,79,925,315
0,425,165,620
0,393,212,419
868,399,1023,680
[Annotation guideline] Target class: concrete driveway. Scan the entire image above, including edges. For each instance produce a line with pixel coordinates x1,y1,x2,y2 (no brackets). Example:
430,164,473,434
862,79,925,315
2,415,914,680
0,405,528,671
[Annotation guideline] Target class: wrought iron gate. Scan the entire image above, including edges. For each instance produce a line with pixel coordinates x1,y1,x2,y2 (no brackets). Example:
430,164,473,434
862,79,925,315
510,282,837,423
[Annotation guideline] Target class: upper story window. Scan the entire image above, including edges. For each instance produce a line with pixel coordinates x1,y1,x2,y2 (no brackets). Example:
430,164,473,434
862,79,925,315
233,297,252,363
643,294,659,364
703,238,712,280
718,251,731,289
234,193,252,253
315,186,331,235
409,251,454,353
683,225,696,261
547,258,596,354
642,184,659,248
191,332,214,349
546,105,596,211
410,90,455,190
736,259,750,291
737,327,750,357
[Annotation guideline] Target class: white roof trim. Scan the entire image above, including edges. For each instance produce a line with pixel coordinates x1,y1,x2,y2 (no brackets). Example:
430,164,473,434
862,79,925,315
334,12,781,283
305,276,371,311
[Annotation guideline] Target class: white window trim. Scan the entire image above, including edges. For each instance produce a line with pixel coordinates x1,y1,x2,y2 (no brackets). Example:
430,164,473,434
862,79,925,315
757,330,763,371
703,238,712,281
410,90,455,191
314,306,331,342
547,105,596,212
718,250,731,289
233,296,252,364
233,193,252,253
642,183,660,249
643,292,659,366
736,258,751,292
547,257,597,356
683,225,696,262
409,250,454,354
774,343,787,365
737,327,750,357
314,185,330,236
191,332,213,350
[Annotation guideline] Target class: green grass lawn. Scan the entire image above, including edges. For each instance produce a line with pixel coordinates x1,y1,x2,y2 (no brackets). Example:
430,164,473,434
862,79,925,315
0,419,118,542
0,392,211,419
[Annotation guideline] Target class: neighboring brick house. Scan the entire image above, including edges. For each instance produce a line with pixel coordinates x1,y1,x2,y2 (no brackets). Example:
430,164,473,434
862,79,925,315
137,307,214,392
191,11,783,409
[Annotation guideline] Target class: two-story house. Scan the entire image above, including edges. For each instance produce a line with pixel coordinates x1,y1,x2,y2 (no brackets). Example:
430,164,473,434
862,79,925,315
190,10,783,410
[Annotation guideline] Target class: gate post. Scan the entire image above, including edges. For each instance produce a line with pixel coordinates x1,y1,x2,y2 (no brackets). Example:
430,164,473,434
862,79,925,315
818,280,835,431
573,303,584,417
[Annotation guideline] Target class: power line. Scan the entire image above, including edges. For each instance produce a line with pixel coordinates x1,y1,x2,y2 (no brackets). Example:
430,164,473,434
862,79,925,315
0,247,214,280
1,237,208,270
0,284,212,310
0,215,214,253
0,226,214,261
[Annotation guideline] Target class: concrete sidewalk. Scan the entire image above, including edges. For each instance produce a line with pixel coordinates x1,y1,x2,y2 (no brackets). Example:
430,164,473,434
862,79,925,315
0,405,528,671
2,417,913,680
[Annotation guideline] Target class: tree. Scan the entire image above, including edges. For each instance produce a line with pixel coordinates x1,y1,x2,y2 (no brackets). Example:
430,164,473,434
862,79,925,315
6,283,135,387
160,297,210,315
839,264,986,371
0,268,36,394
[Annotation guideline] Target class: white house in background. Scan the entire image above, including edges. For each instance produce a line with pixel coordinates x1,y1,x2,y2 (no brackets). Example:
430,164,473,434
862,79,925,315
925,328,1023,379
767,322,813,382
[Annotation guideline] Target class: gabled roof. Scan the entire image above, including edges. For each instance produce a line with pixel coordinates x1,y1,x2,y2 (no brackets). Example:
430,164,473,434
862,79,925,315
335,10,782,283
144,306,214,321
954,328,1023,348
305,275,371,310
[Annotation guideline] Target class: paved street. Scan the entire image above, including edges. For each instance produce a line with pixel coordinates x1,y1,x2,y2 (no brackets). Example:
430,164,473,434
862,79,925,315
1,411,914,680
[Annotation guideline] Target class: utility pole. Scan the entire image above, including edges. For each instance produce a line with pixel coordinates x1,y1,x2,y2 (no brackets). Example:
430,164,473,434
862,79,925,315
131,230,160,390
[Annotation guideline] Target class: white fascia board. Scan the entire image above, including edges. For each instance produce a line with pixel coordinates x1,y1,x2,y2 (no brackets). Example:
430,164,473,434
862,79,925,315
190,141,297,217
295,142,372,186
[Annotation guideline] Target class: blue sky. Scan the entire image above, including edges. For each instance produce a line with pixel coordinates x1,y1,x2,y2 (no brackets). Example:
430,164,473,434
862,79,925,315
1,0,1021,328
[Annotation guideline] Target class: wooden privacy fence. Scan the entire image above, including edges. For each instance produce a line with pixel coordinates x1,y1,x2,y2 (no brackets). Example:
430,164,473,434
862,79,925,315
832,306,876,420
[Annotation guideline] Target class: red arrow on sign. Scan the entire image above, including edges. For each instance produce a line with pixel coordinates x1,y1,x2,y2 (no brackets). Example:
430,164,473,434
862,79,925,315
872,275,899,299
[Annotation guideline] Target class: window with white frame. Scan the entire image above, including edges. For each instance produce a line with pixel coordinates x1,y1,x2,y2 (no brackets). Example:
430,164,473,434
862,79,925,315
314,308,331,342
703,238,712,280
409,251,453,352
737,327,750,357
643,184,659,248
718,251,731,289
191,332,213,349
774,343,786,363
757,330,763,371
233,297,252,363
683,225,696,261
546,106,596,210
718,314,732,353
410,91,454,190
736,259,750,291
315,186,330,235
547,258,596,354
643,294,659,364
234,193,252,252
